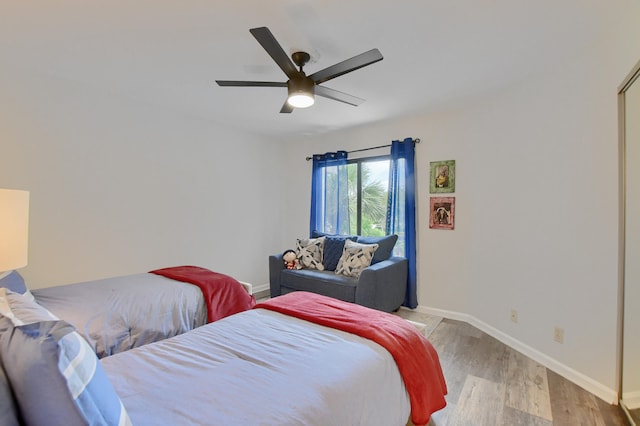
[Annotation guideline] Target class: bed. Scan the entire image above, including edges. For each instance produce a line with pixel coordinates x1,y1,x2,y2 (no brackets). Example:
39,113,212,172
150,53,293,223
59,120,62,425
2,265,255,358
0,290,447,426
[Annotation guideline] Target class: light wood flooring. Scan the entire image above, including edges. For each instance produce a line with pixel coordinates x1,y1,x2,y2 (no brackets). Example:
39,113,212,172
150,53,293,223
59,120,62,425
395,309,629,426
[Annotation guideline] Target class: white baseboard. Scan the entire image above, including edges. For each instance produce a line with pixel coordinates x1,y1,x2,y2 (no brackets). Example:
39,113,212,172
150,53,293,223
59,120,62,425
415,305,619,405
251,283,270,295
622,390,640,409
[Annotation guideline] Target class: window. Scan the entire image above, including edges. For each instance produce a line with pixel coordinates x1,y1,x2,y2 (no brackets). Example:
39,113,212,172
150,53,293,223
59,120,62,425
346,156,390,237
310,139,417,307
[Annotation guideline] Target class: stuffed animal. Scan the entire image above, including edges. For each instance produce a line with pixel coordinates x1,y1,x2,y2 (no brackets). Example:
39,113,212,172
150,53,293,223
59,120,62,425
282,249,300,270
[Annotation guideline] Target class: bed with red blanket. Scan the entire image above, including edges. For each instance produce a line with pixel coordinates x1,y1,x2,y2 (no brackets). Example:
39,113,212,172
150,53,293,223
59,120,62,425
97,291,447,426
30,266,255,358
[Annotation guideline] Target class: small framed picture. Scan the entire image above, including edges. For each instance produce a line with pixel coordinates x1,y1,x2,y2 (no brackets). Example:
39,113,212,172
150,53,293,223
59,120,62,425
430,160,455,193
429,197,455,230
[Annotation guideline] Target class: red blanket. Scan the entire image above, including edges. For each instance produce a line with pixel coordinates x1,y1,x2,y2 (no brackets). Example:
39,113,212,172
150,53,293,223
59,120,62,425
255,292,447,426
150,266,256,323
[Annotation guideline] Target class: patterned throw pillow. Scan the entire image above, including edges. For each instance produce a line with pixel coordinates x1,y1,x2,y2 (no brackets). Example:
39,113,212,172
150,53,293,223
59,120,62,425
296,236,326,271
335,239,379,278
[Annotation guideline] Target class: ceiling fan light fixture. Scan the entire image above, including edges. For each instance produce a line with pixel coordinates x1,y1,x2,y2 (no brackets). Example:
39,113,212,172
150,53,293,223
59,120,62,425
287,76,315,108
287,93,314,108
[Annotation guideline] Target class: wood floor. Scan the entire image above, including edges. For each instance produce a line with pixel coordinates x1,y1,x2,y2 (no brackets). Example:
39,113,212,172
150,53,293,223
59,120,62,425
395,309,629,426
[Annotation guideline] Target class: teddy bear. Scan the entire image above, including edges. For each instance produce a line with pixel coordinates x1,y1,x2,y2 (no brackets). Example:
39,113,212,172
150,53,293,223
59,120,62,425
282,249,301,270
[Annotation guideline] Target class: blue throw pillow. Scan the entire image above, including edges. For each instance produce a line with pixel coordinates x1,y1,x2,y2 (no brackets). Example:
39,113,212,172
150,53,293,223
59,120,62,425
0,319,131,426
0,343,20,426
0,271,28,296
0,288,58,324
357,235,398,264
311,231,358,271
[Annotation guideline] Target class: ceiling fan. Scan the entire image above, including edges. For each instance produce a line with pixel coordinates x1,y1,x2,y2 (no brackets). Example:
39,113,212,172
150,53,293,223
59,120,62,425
215,27,383,113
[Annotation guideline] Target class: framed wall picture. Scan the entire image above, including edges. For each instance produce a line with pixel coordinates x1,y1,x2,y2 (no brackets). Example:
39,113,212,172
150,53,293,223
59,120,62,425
429,197,455,230
430,160,455,193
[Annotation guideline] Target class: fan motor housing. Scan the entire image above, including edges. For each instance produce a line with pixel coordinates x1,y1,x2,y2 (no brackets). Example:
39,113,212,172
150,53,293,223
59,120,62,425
288,74,315,95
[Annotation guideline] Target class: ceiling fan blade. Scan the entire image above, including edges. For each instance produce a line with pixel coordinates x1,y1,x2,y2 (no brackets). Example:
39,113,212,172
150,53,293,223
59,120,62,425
216,80,287,87
310,48,383,85
280,101,294,114
315,85,365,107
249,27,299,79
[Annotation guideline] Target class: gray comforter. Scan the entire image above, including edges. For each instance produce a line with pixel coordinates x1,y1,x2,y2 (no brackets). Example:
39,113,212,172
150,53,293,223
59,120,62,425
101,308,411,425
33,273,207,358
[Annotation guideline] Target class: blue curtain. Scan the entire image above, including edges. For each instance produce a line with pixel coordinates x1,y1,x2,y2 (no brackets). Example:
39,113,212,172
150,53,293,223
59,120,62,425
310,151,350,235
386,138,417,308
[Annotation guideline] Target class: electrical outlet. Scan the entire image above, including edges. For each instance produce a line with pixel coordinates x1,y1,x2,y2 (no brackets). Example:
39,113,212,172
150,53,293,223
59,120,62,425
554,326,564,344
510,309,518,323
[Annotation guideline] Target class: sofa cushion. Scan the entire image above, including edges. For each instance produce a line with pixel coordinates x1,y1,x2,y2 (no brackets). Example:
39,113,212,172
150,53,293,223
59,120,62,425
281,269,357,302
336,240,379,278
296,237,326,271
357,234,398,264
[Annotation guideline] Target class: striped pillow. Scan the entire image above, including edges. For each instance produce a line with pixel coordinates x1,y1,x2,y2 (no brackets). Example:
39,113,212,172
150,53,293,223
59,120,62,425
0,290,131,426
0,288,58,324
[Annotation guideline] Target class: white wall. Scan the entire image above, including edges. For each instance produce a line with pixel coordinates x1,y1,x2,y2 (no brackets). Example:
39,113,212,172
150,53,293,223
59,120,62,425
0,70,288,288
280,3,640,401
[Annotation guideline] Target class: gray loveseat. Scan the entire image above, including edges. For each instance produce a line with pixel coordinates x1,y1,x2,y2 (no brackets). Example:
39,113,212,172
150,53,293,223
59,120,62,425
269,233,408,312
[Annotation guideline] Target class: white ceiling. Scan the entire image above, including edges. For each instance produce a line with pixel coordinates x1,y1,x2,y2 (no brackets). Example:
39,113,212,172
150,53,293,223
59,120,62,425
0,0,611,138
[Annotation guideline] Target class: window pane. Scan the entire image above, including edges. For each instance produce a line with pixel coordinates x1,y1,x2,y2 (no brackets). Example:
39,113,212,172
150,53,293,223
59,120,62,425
361,159,389,236
347,163,358,235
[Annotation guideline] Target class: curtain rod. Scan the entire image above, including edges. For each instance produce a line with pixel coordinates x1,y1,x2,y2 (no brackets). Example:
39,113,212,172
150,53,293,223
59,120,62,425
305,138,420,161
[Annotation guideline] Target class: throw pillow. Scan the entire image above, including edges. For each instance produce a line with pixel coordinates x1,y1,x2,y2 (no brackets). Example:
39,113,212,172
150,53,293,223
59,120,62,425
335,239,379,278
310,231,358,271
322,235,358,271
0,344,20,426
0,288,58,325
296,236,326,271
0,318,131,426
0,271,33,300
356,234,399,264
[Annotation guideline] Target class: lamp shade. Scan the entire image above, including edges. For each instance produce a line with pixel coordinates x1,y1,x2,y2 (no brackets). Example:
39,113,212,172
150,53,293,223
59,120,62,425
0,189,29,272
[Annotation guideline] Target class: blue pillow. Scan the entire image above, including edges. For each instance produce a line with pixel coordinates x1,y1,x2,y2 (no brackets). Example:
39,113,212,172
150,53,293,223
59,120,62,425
311,231,358,271
357,235,398,264
0,319,131,426
0,271,28,296
0,288,58,324
0,343,20,426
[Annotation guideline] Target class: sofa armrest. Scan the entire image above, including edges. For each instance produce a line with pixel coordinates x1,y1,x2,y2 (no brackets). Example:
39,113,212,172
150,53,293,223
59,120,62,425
269,254,285,298
355,256,408,312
